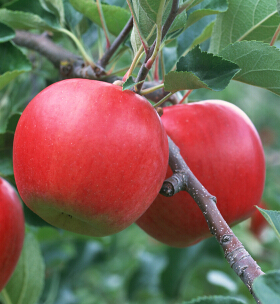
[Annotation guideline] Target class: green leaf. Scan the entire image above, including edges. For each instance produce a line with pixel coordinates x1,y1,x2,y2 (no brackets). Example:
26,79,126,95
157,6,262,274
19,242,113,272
0,42,32,91
220,41,280,96
168,7,187,34
209,0,280,54
129,0,183,47
188,20,215,51
0,107,20,134
31,226,62,242
39,0,65,26
177,14,216,58
0,132,14,179
130,26,143,54
139,0,167,23
183,295,246,304
0,132,13,147
0,8,57,30
164,45,239,92
0,23,15,42
6,112,21,133
63,0,84,31
181,0,205,11
161,242,206,298
0,149,13,179
163,44,178,73
69,0,131,36
3,232,45,304
122,76,144,90
127,251,166,300
128,0,156,47
185,0,228,28
256,207,280,239
0,114,19,179
253,270,280,304
165,7,187,42
0,76,34,133
164,71,209,91
0,0,61,30
0,86,20,134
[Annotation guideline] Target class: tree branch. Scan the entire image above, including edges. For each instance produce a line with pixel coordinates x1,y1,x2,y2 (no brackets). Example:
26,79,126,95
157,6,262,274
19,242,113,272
97,17,133,70
12,30,177,105
161,0,180,40
161,136,264,304
13,30,80,68
135,0,180,91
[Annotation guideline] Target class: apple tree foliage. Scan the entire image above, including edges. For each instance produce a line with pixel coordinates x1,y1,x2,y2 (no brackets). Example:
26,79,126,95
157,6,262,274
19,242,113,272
1,0,280,303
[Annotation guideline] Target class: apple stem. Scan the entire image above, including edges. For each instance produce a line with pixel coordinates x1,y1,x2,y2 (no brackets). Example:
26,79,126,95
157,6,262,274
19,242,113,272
270,24,280,46
58,28,96,68
96,0,111,50
140,83,164,95
123,48,145,81
179,89,193,104
161,136,264,304
154,56,160,81
153,92,174,108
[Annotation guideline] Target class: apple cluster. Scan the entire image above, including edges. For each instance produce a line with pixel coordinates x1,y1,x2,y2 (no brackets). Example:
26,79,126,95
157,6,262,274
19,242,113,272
12,79,265,249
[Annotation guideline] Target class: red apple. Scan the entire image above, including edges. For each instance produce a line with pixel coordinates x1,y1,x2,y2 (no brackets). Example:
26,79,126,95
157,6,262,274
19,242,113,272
137,100,266,247
0,177,25,291
13,79,169,237
250,201,268,238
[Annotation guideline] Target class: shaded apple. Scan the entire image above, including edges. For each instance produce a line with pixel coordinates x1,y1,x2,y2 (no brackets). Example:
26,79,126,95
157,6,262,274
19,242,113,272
137,100,266,247
0,177,25,291
250,201,269,239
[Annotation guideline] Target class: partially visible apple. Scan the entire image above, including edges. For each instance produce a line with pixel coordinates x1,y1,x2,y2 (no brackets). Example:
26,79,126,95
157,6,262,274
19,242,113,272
0,177,25,291
250,201,269,238
137,100,266,247
13,79,169,237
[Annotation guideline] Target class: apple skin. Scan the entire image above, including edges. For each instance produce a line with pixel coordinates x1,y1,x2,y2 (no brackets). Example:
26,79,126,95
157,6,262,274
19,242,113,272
13,79,169,237
0,177,25,291
137,100,266,247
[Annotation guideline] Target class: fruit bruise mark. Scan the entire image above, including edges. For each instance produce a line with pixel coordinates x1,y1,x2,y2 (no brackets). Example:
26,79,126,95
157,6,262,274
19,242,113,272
61,212,73,219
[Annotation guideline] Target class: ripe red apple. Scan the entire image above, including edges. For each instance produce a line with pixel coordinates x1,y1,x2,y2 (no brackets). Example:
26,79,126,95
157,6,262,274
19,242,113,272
250,201,268,238
137,100,266,247
13,79,169,237
0,177,25,291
